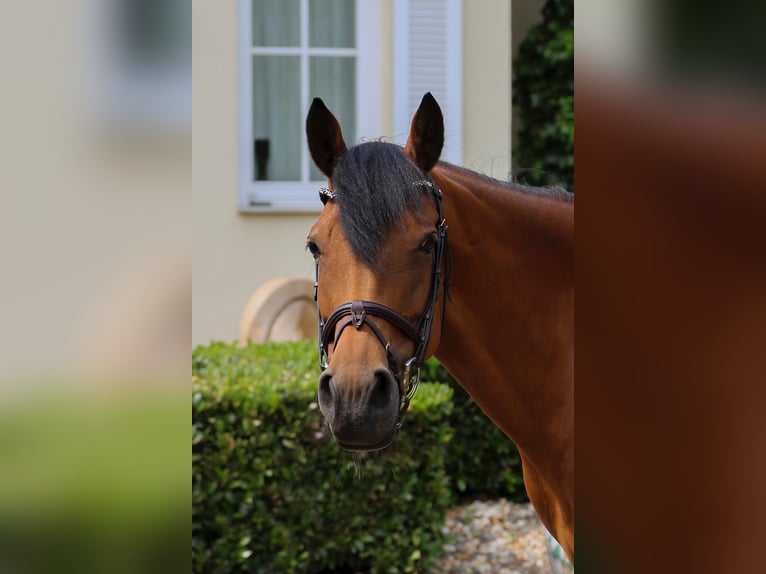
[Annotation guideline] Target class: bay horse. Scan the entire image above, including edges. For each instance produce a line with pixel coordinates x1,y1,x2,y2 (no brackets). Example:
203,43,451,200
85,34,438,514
305,93,574,563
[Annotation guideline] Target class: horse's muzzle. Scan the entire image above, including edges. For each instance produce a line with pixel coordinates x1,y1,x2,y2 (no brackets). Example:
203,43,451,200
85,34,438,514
317,368,400,451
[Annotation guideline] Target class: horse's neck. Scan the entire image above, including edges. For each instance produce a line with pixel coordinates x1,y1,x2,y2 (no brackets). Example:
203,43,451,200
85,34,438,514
432,165,574,463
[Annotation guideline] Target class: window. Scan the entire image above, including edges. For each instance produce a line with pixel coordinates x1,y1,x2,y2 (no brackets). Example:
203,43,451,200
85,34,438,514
238,0,381,212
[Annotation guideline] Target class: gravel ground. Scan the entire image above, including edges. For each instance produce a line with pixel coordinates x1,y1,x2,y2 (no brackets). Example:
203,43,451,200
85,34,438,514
429,498,553,574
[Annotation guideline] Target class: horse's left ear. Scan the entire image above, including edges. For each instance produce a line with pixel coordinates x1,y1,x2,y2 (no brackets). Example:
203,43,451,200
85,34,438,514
404,92,444,172
306,97,347,178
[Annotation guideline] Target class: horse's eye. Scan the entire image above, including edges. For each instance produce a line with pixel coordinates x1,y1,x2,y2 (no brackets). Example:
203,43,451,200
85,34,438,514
307,240,321,260
419,235,437,254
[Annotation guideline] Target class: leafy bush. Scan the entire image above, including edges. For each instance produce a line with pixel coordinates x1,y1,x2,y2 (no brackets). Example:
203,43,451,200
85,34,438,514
192,341,454,574
513,0,574,191
192,342,528,572
421,360,527,502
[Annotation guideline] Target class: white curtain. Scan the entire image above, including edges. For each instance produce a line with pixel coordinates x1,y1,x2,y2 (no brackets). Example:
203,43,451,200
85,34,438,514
251,0,356,182
251,0,300,47
310,0,355,48
252,55,301,181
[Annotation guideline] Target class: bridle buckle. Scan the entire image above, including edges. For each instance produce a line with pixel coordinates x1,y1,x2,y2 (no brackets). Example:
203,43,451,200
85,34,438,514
350,300,366,329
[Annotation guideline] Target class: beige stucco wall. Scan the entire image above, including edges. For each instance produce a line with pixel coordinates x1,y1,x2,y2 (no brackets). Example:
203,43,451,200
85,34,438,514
193,0,315,346
0,0,190,375
193,0,519,347
462,0,512,179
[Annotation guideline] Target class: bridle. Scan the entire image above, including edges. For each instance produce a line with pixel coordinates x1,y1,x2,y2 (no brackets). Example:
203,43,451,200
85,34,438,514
313,179,452,424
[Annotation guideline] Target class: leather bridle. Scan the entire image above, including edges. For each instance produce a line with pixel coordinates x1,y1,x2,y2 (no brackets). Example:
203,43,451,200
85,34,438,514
313,180,452,424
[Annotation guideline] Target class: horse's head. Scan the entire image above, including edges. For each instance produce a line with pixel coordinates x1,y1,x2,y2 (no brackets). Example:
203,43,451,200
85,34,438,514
305,93,449,451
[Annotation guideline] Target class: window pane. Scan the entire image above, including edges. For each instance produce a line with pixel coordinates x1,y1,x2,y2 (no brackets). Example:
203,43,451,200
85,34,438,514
252,0,299,47
309,0,355,48
310,56,356,180
253,56,301,181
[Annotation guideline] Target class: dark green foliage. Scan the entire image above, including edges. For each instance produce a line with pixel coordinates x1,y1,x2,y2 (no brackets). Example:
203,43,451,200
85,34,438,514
420,360,527,502
512,0,574,191
192,341,527,573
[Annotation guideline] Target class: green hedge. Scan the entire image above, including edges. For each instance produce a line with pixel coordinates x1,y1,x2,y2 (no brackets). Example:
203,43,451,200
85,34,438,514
192,341,526,573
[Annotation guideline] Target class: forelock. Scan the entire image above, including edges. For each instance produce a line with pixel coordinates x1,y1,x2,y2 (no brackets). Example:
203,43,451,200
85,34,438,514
332,142,429,266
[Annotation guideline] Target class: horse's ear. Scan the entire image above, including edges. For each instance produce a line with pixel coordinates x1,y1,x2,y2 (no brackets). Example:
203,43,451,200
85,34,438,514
306,98,347,178
404,92,444,172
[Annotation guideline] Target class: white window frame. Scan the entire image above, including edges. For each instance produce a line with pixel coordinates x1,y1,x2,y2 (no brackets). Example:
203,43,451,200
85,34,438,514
393,0,462,165
238,0,382,213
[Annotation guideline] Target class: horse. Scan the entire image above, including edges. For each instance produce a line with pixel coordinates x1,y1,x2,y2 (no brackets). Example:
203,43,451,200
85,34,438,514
305,93,574,563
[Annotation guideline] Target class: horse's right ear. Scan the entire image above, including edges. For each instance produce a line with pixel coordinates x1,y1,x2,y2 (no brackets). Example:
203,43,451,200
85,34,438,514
306,98,347,178
404,92,444,172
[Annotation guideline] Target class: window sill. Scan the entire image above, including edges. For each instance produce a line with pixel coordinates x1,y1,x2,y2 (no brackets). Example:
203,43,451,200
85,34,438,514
238,199,323,215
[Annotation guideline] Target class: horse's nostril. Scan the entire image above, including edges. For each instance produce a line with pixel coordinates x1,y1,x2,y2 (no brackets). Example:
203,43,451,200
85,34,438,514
369,369,396,411
318,372,334,404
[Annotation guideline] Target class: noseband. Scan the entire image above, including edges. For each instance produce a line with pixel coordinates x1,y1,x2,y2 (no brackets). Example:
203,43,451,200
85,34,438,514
313,180,451,424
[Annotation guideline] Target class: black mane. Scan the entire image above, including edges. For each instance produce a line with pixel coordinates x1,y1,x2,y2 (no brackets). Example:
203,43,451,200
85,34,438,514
332,142,429,267
441,162,574,203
